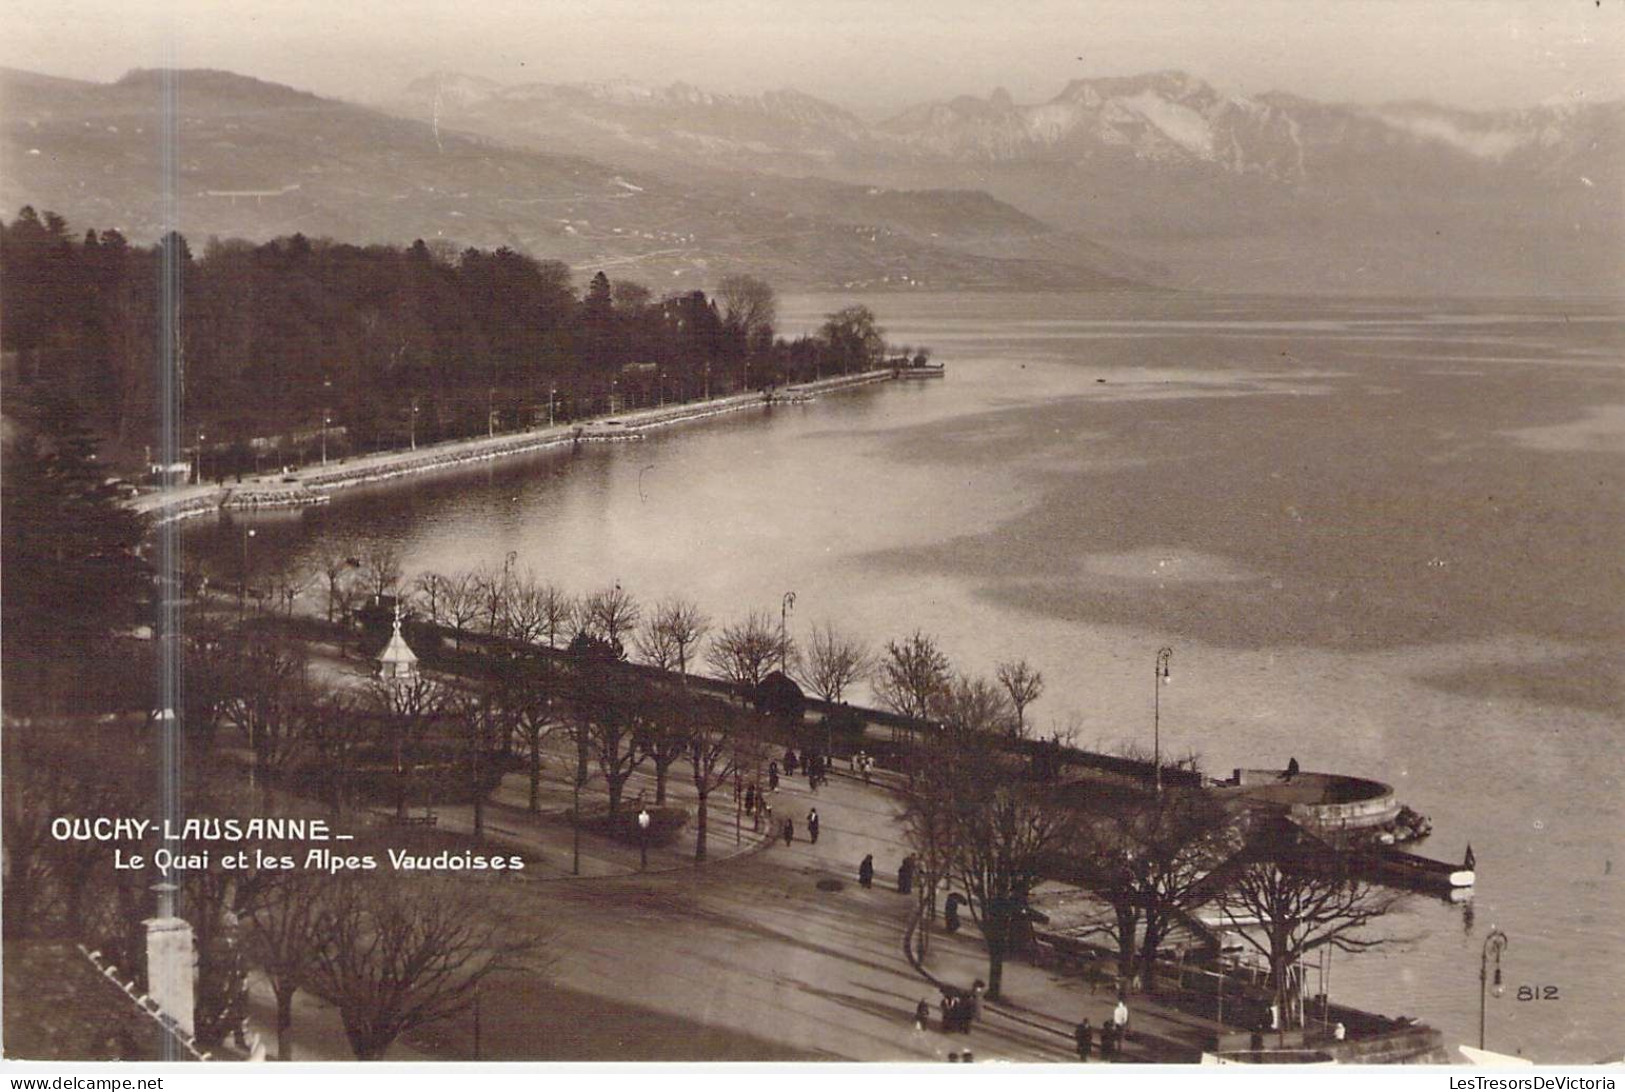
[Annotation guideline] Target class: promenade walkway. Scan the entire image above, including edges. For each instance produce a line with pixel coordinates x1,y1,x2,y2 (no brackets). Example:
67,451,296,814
131,370,893,523
253,722,1245,1063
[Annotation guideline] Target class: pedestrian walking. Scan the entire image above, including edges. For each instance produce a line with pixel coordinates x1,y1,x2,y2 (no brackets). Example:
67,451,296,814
915,998,931,1031
1100,1019,1116,1059
807,809,820,844
944,892,963,933
745,785,756,815
768,763,780,792
897,854,915,894
1074,1018,1093,1062
1113,997,1129,1042
858,853,874,888
761,799,772,825
783,818,795,846
785,748,798,775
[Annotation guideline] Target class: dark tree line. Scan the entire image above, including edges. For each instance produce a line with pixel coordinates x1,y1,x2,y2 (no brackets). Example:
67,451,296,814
1,208,897,471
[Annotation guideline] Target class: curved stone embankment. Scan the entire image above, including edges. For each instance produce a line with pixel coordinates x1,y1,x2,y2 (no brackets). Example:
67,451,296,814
1224,768,1400,832
134,369,895,524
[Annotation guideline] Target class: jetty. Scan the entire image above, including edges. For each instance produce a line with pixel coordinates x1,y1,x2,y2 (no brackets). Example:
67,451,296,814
1218,768,1472,896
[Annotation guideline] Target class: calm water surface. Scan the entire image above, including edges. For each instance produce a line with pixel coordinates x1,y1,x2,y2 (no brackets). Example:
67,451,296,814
189,293,1624,1063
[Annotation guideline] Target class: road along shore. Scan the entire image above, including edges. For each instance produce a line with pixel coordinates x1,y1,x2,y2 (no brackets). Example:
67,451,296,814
132,369,895,525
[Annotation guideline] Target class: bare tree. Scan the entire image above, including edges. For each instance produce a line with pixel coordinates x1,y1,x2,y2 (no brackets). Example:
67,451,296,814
317,547,362,623
360,545,403,601
442,571,483,649
569,651,648,818
996,659,1045,739
687,694,747,862
491,656,562,814
634,612,679,673
309,875,549,1060
717,273,777,347
635,681,695,805
1064,788,1245,988
246,873,324,1060
412,571,455,628
302,693,369,818
706,610,790,693
937,673,1014,738
948,753,1073,999
527,583,575,649
502,572,553,645
219,637,313,805
636,597,711,678
582,584,641,655
366,673,448,821
797,621,872,704
470,561,513,636
449,681,516,839
266,560,315,617
1216,830,1408,1031
873,630,952,732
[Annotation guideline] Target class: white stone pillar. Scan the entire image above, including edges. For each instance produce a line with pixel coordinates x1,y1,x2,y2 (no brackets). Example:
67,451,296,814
144,916,196,1037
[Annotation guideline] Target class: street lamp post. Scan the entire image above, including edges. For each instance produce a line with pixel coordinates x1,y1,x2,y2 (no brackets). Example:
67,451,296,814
195,430,206,484
638,807,651,871
410,399,419,451
549,387,557,428
488,387,496,438
1479,927,1508,1050
1153,646,1172,794
321,409,331,466
238,526,257,619
780,591,796,675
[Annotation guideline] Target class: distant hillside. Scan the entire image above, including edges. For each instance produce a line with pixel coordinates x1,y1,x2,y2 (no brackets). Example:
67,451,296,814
0,68,1147,293
388,69,1624,296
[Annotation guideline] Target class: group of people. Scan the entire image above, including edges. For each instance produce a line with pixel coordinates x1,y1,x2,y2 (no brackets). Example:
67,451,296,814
1073,999,1131,1062
741,783,774,831
919,980,984,1035
774,808,821,846
776,747,831,792
850,750,876,782
855,852,920,893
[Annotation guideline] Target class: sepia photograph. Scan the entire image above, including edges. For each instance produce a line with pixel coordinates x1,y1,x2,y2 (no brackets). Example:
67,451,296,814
0,0,1620,1074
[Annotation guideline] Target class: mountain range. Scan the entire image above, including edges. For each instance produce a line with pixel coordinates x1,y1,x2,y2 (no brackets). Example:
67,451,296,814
0,66,1148,296
392,69,1625,296
2,64,1619,296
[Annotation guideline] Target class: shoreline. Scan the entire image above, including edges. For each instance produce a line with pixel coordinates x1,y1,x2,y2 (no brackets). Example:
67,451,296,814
134,369,895,524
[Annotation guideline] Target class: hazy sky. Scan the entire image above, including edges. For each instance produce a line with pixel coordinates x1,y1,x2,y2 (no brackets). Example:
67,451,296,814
2,0,1620,114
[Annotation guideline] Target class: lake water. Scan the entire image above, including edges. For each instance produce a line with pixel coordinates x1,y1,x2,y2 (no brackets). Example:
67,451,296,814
187,292,1624,1063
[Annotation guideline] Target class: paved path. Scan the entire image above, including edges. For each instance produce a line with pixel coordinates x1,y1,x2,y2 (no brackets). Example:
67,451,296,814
238,644,1244,1062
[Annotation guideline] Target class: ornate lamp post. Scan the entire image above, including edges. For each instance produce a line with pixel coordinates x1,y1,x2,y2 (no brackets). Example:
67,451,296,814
320,410,331,465
780,591,796,675
1153,646,1172,794
1479,927,1508,1050
638,807,651,871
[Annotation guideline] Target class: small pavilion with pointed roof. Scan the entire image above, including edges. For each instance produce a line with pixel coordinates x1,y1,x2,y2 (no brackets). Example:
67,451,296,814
375,606,419,681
